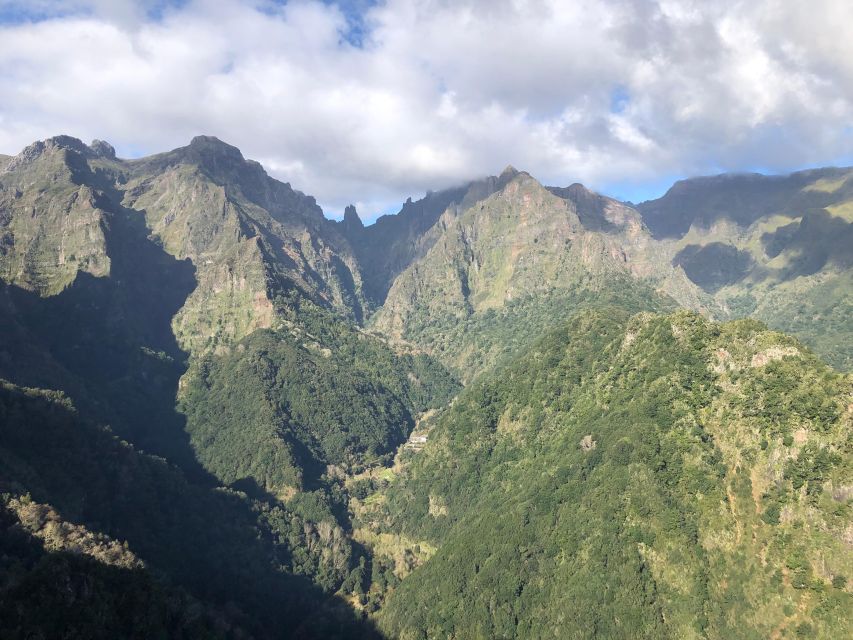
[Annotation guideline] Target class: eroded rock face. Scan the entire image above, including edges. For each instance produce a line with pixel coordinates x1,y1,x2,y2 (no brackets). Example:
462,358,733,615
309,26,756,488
89,139,116,159
342,204,364,232
0,142,111,294
0,134,368,353
5,136,94,173
371,170,708,375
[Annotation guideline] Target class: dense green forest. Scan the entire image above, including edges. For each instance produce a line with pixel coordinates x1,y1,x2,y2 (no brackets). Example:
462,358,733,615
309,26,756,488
389,273,677,380
0,380,383,638
362,310,851,639
181,294,459,492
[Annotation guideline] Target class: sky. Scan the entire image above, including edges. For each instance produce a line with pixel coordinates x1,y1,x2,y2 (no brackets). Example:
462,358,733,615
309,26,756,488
1,0,852,222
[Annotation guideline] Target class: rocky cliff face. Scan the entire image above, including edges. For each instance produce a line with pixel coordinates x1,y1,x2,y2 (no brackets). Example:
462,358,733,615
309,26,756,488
371,170,712,376
0,137,112,295
0,135,368,355
335,168,524,307
0,132,461,496
120,136,368,351
4,137,848,373
366,164,851,375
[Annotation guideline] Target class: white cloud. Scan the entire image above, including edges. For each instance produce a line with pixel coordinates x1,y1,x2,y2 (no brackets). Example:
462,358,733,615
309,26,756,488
0,0,851,219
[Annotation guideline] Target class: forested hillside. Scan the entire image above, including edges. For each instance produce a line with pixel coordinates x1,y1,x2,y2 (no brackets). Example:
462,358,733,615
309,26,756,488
181,294,458,494
0,380,380,638
367,310,852,639
0,136,457,637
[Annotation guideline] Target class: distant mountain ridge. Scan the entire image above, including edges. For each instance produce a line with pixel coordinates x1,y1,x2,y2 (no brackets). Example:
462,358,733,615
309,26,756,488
638,167,853,238
334,165,522,307
635,167,853,370
370,168,713,377
1,133,849,372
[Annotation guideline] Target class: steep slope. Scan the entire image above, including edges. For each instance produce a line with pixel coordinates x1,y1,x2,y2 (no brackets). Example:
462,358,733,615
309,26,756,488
0,136,459,635
0,380,380,638
0,134,457,468
371,171,712,378
637,168,853,370
336,187,467,306
0,491,230,639
0,136,113,295
638,169,853,239
3,133,851,637
0,135,368,352
367,310,852,639
336,168,520,306
180,295,459,495
0,137,202,465
118,135,369,349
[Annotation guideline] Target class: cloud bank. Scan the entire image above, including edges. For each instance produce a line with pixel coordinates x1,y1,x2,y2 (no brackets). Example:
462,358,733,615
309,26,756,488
1,0,852,219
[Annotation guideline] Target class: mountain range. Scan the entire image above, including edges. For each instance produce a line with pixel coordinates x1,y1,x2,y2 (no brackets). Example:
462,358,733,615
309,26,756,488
0,135,850,639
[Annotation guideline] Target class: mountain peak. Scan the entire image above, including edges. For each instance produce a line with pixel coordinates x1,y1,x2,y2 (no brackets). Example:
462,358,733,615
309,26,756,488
157,135,259,185
186,135,244,161
560,182,604,209
500,164,519,179
565,182,594,196
342,204,364,231
89,139,116,159
545,182,624,232
44,135,90,153
5,135,90,172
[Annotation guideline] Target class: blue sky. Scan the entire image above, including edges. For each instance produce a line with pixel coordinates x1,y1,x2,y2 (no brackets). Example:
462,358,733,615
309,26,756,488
1,0,852,221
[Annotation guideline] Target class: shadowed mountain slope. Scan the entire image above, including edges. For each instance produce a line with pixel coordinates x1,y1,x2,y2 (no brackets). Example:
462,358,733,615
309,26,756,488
0,135,459,636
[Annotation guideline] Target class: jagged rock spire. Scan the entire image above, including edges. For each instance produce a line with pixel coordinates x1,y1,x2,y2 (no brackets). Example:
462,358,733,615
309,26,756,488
342,204,364,232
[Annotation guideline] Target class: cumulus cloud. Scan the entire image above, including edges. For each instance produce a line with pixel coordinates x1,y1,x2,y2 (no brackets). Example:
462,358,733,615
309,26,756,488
1,0,851,218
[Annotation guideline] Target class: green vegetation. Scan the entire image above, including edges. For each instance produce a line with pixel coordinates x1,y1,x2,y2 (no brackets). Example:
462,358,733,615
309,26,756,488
367,310,851,639
181,295,459,491
749,270,853,372
394,272,676,380
1,136,850,638
372,171,687,380
638,169,853,371
0,380,381,638
0,493,228,639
